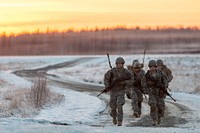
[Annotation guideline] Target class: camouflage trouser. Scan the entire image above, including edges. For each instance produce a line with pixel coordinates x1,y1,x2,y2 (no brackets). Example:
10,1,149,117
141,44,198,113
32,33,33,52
131,89,143,115
109,91,125,122
148,94,165,121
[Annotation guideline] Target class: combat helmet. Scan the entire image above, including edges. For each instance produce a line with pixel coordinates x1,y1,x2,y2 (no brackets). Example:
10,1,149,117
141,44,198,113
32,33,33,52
148,60,157,67
156,59,164,66
133,62,141,68
132,59,139,66
115,57,125,64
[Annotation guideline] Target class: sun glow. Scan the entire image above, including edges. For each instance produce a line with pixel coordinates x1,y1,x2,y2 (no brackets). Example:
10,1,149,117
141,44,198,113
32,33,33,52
1,0,200,36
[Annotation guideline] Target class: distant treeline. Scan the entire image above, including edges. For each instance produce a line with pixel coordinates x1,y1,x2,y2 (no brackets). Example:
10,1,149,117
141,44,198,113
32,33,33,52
1,27,200,55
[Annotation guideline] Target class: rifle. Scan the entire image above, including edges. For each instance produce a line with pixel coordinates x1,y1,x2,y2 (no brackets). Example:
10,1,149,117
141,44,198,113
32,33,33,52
147,75,176,102
107,53,112,69
97,75,131,97
97,87,109,97
97,53,133,97
162,88,176,102
97,53,113,97
139,49,146,98
142,49,146,65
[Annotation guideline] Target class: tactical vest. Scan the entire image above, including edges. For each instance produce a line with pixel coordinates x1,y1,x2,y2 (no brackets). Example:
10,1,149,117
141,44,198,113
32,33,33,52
145,69,165,89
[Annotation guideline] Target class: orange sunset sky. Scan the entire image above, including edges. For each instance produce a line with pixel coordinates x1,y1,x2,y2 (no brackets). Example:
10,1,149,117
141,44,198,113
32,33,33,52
1,0,200,35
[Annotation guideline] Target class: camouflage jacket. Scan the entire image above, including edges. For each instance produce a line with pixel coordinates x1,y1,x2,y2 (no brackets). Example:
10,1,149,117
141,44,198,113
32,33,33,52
104,67,134,92
128,67,145,86
142,69,168,95
159,65,173,83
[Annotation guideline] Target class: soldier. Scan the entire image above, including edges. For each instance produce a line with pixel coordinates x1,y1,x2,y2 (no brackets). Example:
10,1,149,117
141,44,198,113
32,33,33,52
132,59,139,66
104,57,134,126
156,59,173,115
127,59,139,71
156,59,173,84
130,62,145,118
142,60,168,126
132,59,144,68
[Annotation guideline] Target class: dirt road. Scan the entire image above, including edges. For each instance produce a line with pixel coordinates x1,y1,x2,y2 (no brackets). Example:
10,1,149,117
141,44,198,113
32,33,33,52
13,57,193,127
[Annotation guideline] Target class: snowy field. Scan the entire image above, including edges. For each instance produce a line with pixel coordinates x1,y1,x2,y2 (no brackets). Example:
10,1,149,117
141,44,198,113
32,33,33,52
0,54,200,133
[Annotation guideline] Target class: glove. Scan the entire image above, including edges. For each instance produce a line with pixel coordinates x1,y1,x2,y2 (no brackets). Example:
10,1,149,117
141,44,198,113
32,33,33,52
159,90,165,98
126,93,131,99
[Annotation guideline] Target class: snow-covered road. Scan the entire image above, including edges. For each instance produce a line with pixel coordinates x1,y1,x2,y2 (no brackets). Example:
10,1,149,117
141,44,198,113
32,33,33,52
0,55,200,133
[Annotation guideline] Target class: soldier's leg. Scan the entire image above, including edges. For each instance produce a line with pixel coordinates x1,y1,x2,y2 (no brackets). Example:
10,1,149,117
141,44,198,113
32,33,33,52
148,94,158,125
131,92,139,117
150,103,158,120
109,94,117,124
117,93,125,126
138,92,143,117
117,104,123,126
150,103,158,126
157,98,165,124
158,105,165,117
157,106,163,125
138,102,142,117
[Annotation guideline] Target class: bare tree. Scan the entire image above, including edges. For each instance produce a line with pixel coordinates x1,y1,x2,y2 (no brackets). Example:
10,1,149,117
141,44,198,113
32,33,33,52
30,77,50,108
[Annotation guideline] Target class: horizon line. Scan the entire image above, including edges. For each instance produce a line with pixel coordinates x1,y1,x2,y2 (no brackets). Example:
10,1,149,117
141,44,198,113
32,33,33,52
1,25,200,37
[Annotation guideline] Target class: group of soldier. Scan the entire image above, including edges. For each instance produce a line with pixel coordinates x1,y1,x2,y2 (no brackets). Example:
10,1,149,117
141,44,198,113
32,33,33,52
103,56,173,126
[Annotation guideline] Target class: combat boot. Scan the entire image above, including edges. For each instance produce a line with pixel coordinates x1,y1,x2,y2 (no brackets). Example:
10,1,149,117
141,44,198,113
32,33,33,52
117,121,122,126
133,112,139,118
152,120,157,126
112,117,117,125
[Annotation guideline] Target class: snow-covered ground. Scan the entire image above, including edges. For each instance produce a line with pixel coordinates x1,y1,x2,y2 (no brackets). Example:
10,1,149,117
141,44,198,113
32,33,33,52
0,54,200,133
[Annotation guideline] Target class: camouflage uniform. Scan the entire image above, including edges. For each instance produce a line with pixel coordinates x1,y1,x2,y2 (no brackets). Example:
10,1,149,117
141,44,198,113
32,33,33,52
104,57,134,126
129,62,145,117
142,60,168,125
157,59,173,83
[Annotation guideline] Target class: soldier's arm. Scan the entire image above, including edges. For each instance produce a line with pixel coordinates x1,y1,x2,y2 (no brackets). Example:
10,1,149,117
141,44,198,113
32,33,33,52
161,71,168,90
141,76,149,94
167,68,173,83
124,70,134,99
124,69,134,86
